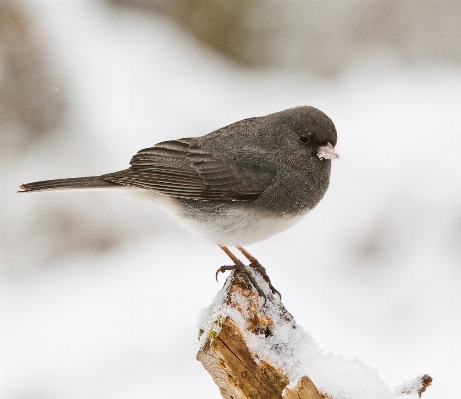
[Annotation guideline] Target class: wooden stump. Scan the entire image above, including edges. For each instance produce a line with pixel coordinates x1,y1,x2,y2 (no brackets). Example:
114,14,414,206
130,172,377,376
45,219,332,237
197,267,431,399
196,269,325,399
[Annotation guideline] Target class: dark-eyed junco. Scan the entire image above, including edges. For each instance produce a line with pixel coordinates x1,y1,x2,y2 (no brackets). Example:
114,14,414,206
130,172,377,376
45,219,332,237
20,106,338,297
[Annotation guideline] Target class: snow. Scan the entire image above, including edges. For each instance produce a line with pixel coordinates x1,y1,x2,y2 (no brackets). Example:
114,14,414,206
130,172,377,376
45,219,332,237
2,1,461,399
395,375,431,397
199,270,404,399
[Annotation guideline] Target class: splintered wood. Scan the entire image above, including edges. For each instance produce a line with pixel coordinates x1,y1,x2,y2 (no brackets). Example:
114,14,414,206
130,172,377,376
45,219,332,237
196,270,324,399
397,374,433,398
198,317,290,399
284,377,327,399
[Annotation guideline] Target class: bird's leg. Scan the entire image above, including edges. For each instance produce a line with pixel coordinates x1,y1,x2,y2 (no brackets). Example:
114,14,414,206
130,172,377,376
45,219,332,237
215,246,243,280
236,246,281,299
216,245,268,301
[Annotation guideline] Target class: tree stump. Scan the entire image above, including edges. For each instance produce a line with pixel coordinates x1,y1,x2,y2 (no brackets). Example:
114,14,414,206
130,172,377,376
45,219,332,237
197,267,431,399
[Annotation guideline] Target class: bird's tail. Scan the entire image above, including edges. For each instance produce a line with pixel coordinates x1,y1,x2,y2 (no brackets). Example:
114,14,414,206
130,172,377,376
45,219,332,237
18,176,118,193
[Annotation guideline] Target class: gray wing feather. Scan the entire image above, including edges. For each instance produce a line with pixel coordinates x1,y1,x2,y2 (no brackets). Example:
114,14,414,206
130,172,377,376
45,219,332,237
102,138,270,201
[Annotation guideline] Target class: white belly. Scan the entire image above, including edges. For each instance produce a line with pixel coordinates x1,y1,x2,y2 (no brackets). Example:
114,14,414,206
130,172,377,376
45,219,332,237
124,188,307,246
178,206,306,246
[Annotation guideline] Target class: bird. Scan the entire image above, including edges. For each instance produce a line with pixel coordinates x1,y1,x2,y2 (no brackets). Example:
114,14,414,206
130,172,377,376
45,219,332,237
19,106,338,299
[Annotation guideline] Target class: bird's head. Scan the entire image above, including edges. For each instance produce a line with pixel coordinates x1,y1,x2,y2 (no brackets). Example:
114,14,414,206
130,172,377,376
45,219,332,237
274,106,339,161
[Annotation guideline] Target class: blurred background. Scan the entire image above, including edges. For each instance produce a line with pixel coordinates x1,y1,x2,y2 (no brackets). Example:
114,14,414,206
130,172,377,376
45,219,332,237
1,0,460,398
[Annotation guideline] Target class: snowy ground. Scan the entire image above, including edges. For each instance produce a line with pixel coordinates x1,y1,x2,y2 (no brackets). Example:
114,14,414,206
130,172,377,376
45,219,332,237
2,1,461,398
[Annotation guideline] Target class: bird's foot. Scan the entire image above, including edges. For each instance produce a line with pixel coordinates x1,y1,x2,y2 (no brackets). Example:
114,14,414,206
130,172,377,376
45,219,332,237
236,246,281,300
215,265,237,282
215,260,268,302
250,261,281,299
217,246,280,305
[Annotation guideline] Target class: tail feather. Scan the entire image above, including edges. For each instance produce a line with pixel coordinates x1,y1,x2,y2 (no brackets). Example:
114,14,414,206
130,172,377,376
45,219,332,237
19,176,118,193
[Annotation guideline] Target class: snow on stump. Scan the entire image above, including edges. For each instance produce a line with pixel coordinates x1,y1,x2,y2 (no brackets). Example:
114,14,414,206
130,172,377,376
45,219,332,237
197,267,432,399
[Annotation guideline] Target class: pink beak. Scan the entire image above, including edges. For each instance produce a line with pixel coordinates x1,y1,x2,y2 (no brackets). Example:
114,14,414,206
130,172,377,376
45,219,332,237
317,142,339,160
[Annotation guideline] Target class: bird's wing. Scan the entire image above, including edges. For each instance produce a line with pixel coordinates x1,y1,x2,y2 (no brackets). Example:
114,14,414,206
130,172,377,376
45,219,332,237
101,138,274,201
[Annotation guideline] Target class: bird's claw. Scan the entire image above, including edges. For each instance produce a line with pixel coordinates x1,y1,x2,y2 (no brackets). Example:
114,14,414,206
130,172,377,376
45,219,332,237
215,265,237,282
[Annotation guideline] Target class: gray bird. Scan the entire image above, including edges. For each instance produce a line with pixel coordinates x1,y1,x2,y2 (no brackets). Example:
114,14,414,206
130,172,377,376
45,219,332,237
19,106,338,298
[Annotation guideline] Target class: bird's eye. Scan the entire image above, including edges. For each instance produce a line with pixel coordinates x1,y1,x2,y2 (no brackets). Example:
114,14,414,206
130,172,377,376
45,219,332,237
299,133,311,143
